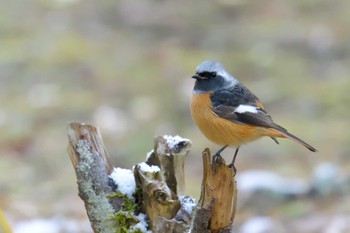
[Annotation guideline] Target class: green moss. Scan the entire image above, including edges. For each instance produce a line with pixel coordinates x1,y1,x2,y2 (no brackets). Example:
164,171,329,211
131,229,143,233
108,190,146,233
107,190,137,212
110,211,139,233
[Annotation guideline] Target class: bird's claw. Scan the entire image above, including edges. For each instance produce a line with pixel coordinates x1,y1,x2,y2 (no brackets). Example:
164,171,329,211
227,162,237,176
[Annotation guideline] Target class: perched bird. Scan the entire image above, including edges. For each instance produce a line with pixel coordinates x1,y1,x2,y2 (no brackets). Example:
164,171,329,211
190,60,317,165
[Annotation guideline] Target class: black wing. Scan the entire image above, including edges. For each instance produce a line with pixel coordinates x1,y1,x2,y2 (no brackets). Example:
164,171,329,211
210,84,259,108
210,84,285,131
211,84,317,151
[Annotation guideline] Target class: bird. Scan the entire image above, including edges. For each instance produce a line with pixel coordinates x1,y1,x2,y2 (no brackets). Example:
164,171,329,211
190,60,317,167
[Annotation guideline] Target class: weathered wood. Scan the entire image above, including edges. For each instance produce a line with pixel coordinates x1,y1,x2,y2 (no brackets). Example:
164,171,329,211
153,216,187,233
67,122,123,233
197,148,237,233
153,135,191,195
134,135,192,231
134,163,180,230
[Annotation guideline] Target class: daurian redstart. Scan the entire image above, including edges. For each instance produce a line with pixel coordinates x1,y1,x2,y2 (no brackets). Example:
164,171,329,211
190,60,316,165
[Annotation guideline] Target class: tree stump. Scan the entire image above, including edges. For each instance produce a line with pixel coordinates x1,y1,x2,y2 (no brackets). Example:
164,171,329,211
67,122,237,232
194,149,237,233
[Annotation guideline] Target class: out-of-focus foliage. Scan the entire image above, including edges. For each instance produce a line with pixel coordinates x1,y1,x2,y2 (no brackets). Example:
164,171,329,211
1,0,349,232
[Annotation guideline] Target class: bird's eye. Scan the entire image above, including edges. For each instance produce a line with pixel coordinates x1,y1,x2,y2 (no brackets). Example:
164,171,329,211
209,72,217,78
198,71,217,79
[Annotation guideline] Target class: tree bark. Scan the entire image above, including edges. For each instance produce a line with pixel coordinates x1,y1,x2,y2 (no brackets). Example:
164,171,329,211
67,122,123,233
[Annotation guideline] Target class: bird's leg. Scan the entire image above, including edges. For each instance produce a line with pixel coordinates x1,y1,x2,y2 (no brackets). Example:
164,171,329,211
228,147,240,175
211,145,228,171
213,145,228,157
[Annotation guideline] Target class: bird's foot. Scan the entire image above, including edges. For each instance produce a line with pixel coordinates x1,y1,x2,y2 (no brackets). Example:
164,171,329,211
227,147,240,176
211,154,221,172
227,162,237,176
211,145,228,171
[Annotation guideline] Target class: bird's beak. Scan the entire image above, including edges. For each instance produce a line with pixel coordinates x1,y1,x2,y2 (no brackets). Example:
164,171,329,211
192,73,206,80
192,74,200,79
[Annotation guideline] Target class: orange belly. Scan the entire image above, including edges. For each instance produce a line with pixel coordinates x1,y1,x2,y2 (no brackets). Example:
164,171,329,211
190,92,277,146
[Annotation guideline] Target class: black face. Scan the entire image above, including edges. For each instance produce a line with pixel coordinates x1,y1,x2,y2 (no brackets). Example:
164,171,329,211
192,71,225,92
192,71,217,80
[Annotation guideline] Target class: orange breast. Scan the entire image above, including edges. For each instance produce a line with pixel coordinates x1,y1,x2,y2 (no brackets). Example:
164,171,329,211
190,92,275,146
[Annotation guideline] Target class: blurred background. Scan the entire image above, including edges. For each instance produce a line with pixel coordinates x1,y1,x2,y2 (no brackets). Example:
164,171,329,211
1,0,349,232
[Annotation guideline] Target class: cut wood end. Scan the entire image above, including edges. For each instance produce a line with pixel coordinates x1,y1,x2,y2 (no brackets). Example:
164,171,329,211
155,135,192,156
152,135,191,196
202,148,236,175
68,122,97,141
67,122,112,174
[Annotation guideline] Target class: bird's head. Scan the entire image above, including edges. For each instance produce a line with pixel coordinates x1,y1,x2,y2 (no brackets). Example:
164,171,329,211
192,60,238,93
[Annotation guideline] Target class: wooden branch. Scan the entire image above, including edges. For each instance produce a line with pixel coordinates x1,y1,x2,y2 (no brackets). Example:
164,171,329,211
134,135,192,231
67,122,123,233
194,148,237,233
134,163,180,228
153,135,191,195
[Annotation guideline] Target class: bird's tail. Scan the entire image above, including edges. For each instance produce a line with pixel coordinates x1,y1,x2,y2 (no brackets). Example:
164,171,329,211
269,128,317,152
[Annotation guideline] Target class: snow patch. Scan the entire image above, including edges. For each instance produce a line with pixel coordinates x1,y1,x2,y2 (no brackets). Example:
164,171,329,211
180,196,196,214
13,217,90,233
109,167,136,199
239,216,276,233
146,149,154,159
138,162,160,173
163,135,190,150
237,170,308,196
130,213,152,233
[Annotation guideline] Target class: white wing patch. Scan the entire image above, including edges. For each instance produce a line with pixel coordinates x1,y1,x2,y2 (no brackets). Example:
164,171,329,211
234,105,258,114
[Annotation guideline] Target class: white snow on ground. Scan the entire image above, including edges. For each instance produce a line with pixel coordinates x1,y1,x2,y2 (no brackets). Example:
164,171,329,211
13,217,91,233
